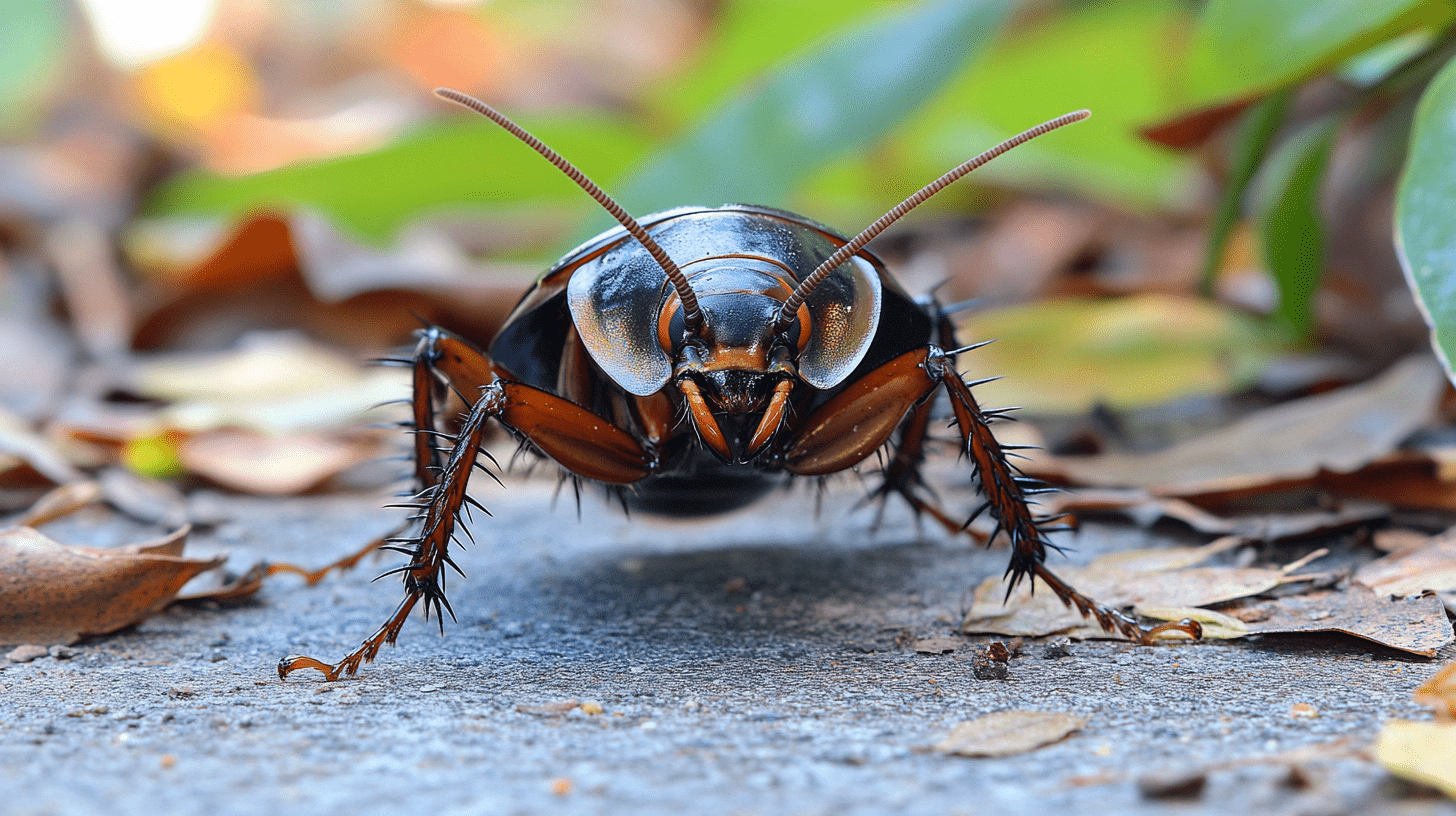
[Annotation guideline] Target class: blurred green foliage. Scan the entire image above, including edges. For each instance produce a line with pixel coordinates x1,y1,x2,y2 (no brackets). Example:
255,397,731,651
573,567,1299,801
0,4,67,132
137,0,1456,375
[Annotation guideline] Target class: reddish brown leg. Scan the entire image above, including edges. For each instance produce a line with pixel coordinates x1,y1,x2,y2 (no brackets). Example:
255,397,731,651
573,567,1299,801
863,394,971,538
863,306,988,539
279,331,654,681
784,345,1199,643
264,330,466,588
928,349,1200,643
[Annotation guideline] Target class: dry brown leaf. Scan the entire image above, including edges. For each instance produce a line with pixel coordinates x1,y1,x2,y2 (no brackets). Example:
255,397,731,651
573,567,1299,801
1047,489,1386,540
1414,662,1456,721
0,525,220,645
174,561,266,605
936,711,1087,757
1232,587,1453,657
1355,530,1456,599
10,480,102,527
1056,355,1444,494
127,212,526,353
1139,96,1256,150
1315,456,1456,511
1375,721,1456,798
0,407,83,486
179,429,375,495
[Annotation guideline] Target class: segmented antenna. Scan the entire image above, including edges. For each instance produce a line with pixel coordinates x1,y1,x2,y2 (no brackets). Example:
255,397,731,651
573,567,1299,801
774,110,1092,332
435,88,704,337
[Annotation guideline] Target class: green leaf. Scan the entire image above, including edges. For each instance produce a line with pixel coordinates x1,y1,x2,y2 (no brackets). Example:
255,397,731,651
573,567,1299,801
1200,90,1291,296
1186,0,1453,107
0,3,67,132
891,0,1202,212
1397,53,1456,378
645,0,896,126
1254,118,1338,335
146,114,654,243
613,0,1011,219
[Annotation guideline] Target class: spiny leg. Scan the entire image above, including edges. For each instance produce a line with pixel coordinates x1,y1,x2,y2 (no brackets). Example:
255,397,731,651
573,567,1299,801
927,348,1201,644
864,307,993,541
278,383,499,681
279,369,655,680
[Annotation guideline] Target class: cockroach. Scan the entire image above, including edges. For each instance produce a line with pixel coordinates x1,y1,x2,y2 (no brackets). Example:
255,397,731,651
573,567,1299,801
278,89,1200,681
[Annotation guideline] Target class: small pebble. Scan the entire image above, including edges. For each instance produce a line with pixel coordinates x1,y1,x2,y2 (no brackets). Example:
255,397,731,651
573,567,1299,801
48,645,75,660
581,700,604,715
1137,769,1206,800
7,644,48,663
1042,638,1072,659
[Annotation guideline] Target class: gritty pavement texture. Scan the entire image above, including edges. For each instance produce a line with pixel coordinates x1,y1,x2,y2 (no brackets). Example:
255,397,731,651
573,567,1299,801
3,461,1454,816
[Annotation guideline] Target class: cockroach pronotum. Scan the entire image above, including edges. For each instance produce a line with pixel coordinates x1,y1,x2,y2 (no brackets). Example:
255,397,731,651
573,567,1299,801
278,88,1201,681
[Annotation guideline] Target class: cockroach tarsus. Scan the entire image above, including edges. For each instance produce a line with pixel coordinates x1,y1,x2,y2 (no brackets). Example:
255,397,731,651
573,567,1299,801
277,89,1201,681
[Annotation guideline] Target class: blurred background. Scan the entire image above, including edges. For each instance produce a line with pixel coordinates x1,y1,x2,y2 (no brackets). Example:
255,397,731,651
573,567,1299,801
1,0,1452,502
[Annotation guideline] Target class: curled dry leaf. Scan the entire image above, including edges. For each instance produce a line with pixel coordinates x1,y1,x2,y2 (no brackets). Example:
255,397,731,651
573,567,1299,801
1055,354,1444,494
0,525,220,645
126,211,528,353
1355,529,1456,598
0,406,83,487
1047,488,1387,540
131,331,405,433
936,711,1087,757
1132,606,1249,640
174,561,266,605
1218,587,1454,657
119,332,398,493
9,480,102,527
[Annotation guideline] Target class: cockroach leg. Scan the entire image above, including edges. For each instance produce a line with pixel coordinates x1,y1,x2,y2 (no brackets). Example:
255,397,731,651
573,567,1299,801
263,534,395,586
931,348,1200,644
279,332,654,680
863,391,991,543
278,383,500,681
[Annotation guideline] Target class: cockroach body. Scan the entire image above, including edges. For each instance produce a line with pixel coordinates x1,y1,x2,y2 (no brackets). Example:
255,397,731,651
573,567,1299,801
278,90,1199,681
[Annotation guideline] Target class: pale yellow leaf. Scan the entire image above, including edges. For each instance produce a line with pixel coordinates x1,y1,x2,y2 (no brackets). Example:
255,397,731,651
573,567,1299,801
937,711,1087,757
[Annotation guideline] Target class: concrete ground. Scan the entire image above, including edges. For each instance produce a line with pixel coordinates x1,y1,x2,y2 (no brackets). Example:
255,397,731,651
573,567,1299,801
3,463,1454,816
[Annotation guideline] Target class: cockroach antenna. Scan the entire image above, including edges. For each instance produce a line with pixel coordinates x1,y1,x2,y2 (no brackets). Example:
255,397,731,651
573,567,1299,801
774,109,1091,333
434,87,705,339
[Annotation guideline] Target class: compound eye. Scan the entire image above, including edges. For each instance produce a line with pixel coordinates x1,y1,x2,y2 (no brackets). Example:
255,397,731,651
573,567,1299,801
567,250,673,396
797,256,881,389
